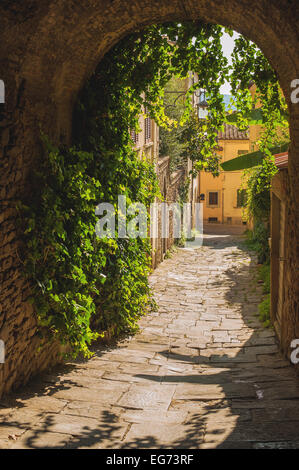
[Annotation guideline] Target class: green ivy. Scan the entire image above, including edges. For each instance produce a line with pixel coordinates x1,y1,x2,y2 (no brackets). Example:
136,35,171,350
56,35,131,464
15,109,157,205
19,137,159,357
258,294,271,328
159,77,189,170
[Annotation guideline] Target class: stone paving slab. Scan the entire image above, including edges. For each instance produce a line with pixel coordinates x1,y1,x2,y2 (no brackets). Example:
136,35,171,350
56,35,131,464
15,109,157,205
117,384,176,410
1,231,299,448
121,421,205,449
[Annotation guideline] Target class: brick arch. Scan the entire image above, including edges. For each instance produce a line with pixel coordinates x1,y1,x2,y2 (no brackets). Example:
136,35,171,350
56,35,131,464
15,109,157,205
0,0,299,395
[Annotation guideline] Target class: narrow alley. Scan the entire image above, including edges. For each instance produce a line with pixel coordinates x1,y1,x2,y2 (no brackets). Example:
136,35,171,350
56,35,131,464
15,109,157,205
1,229,299,449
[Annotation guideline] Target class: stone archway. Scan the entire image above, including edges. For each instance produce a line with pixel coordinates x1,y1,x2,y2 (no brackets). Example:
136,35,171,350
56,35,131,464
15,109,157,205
0,0,298,396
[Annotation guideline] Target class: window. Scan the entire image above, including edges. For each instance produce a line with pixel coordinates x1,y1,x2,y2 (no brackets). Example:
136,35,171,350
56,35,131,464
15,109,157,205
130,129,139,145
145,107,152,142
208,191,219,206
237,189,247,207
208,217,218,223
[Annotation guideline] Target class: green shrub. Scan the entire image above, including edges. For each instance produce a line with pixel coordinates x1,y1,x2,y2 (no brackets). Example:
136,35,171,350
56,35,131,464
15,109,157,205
244,231,271,327
258,293,271,327
258,263,270,294
243,221,270,264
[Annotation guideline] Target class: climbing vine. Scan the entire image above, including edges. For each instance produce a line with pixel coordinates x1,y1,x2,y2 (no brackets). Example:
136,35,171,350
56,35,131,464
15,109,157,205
159,77,188,170
19,21,288,357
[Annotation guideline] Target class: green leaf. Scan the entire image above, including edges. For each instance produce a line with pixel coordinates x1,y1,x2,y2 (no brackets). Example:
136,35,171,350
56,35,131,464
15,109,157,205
226,108,289,125
221,141,289,171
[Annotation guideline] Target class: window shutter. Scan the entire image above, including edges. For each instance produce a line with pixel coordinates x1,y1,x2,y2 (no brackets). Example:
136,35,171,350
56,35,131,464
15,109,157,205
130,129,139,145
145,107,152,142
209,192,218,206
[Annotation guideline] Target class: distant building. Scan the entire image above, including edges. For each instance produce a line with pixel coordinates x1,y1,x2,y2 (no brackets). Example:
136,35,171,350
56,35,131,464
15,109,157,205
130,102,159,163
199,123,250,225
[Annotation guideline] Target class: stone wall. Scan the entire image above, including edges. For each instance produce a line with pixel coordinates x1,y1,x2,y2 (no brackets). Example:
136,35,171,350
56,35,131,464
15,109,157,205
271,169,299,372
0,0,299,396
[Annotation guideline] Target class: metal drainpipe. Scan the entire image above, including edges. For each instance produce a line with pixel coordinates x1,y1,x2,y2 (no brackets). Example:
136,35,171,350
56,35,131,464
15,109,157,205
222,187,224,224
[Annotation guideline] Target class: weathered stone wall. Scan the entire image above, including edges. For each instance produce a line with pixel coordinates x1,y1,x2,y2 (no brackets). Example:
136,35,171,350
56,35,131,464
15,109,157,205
152,156,186,268
275,170,299,373
0,0,299,396
152,156,170,268
271,170,288,339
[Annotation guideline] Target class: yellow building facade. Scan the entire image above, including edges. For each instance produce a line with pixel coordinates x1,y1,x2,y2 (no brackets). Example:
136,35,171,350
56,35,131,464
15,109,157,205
199,124,250,225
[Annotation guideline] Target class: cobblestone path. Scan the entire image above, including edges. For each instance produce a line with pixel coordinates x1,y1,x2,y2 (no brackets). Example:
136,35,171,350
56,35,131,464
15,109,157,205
1,232,299,449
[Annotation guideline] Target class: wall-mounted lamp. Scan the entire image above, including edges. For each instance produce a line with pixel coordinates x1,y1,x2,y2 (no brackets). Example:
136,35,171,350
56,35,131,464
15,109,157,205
196,89,209,120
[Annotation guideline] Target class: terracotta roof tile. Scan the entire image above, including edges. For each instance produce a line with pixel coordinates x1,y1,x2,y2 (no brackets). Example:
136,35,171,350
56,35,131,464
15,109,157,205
218,123,249,140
